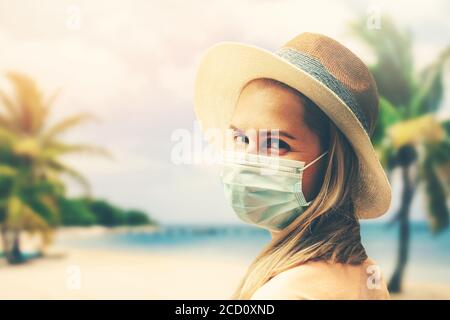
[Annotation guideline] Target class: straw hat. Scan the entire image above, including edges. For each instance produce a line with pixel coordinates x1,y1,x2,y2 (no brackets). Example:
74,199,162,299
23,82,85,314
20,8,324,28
194,32,391,219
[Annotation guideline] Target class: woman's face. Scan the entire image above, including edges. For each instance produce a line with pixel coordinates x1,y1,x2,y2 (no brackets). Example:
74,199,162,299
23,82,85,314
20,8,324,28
229,81,327,201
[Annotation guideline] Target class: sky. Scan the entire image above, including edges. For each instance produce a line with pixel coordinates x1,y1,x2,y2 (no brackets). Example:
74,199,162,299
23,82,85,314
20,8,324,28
0,0,449,224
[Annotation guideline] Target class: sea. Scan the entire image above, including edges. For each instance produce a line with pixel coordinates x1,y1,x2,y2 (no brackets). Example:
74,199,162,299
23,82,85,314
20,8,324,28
58,221,450,284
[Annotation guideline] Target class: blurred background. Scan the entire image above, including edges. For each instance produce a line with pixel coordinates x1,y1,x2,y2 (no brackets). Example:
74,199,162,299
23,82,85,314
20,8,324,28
0,0,449,299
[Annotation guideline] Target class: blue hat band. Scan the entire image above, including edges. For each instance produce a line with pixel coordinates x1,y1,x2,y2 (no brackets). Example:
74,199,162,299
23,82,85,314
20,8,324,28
275,47,369,134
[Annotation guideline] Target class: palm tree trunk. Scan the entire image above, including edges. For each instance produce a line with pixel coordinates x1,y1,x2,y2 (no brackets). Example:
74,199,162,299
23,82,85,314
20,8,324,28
1,225,9,259
388,163,415,292
7,230,25,264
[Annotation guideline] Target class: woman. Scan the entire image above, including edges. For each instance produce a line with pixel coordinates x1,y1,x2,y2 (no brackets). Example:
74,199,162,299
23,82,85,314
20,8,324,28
194,32,392,300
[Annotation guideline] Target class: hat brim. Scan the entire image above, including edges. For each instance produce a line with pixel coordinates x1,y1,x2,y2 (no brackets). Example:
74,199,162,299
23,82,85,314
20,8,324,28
194,42,392,219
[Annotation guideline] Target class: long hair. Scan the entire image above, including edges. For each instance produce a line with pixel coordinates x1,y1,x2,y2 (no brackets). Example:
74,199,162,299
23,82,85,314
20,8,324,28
231,78,374,299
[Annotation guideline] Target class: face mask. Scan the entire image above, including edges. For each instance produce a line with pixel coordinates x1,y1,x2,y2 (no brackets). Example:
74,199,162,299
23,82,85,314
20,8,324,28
220,150,328,232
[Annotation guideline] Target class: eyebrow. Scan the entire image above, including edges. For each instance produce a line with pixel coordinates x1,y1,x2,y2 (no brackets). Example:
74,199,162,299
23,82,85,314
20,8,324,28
229,125,297,140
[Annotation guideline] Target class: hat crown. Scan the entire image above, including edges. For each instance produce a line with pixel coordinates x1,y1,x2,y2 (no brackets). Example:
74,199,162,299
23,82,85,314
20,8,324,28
280,32,379,136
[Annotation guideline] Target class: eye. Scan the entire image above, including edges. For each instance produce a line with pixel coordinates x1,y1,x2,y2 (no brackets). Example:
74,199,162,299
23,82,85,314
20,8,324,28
262,137,291,154
233,131,249,145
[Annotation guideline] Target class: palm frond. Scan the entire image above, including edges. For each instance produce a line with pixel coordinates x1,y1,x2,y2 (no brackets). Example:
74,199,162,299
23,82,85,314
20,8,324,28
6,196,23,229
0,164,17,176
440,118,450,136
387,114,446,149
0,126,17,146
349,15,414,108
47,160,91,195
12,137,41,158
6,72,48,134
3,196,53,245
427,138,450,196
44,88,61,110
0,114,15,132
421,143,450,233
410,47,450,117
372,97,402,146
22,193,60,227
41,141,111,159
0,88,19,121
21,207,54,246
43,113,97,142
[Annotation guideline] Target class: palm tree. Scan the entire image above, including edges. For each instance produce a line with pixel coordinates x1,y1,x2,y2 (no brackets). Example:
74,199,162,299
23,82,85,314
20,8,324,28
0,72,107,264
350,16,450,292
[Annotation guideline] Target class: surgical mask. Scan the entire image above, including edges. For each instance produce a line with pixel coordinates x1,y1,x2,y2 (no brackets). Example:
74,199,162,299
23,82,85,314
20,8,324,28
220,150,328,232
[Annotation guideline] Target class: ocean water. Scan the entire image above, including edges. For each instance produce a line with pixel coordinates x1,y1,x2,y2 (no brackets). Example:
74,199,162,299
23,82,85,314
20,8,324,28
59,221,450,284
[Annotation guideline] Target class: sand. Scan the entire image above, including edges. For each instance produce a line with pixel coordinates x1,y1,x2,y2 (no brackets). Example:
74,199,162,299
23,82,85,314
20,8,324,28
0,246,249,299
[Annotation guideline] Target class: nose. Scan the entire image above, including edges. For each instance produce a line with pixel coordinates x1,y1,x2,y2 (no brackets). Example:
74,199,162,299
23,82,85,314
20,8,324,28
245,141,258,154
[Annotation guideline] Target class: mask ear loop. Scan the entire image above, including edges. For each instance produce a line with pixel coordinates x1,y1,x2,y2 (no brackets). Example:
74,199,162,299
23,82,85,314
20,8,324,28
293,150,329,206
302,150,329,171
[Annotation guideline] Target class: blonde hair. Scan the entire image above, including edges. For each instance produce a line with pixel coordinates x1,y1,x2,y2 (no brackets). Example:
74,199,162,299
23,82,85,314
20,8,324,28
231,78,372,299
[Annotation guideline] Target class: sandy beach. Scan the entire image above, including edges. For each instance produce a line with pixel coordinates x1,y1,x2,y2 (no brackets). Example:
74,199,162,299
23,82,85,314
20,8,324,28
1,244,449,300
0,246,249,300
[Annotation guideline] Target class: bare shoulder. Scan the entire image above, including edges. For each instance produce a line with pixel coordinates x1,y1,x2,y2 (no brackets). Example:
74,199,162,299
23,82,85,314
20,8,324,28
361,258,391,299
251,259,390,300
250,271,311,300
250,261,338,300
